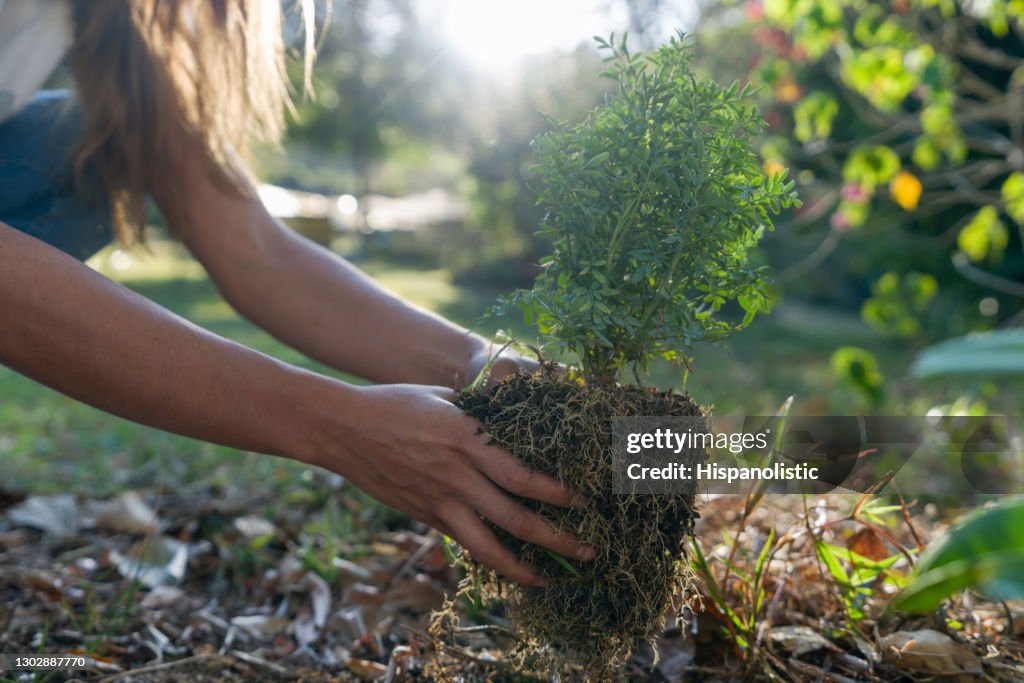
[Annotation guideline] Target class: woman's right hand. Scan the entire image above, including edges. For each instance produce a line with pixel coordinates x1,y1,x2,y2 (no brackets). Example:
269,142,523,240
299,382,595,586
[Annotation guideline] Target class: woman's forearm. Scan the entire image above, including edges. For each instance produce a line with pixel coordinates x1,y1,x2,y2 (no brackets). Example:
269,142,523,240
150,131,493,389
0,221,590,585
0,220,338,459
208,212,489,388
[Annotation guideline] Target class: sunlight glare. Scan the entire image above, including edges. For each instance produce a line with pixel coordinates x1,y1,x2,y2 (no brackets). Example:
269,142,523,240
440,0,617,71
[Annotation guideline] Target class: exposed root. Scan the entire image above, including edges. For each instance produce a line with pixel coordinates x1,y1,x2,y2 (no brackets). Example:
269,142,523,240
436,365,707,680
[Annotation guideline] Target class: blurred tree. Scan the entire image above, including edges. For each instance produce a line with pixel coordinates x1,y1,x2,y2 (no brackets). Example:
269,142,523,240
271,1,615,278
699,0,1024,342
271,1,703,282
280,0,473,196
450,47,611,284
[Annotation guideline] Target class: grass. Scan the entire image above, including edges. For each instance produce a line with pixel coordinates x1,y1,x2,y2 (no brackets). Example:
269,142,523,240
0,236,908,497
0,239,508,496
3,237,1022,681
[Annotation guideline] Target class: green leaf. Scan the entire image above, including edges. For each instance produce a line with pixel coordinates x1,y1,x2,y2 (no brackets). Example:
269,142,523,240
843,144,901,190
958,206,1009,263
743,396,793,517
893,497,1024,613
543,549,582,577
753,528,776,586
831,347,884,404
691,539,749,632
1002,172,1024,225
910,329,1024,379
820,543,903,572
816,539,851,586
861,271,937,339
495,34,785,382
793,92,839,142
841,48,917,111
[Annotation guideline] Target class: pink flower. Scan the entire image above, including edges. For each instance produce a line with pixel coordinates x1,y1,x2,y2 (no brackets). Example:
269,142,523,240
840,183,869,202
830,211,852,232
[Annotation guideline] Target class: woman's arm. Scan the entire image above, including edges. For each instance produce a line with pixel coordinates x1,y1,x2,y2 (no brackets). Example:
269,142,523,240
0,221,593,585
156,149,502,390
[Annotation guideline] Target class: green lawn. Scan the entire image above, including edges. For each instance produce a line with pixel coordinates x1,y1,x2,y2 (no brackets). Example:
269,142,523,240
0,240,514,496
0,238,907,496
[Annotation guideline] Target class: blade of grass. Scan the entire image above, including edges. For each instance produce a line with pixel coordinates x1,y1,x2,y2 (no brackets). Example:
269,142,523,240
543,549,581,577
744,396,794,518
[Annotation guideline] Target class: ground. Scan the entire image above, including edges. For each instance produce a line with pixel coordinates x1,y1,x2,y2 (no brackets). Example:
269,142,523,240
1,241,1021,681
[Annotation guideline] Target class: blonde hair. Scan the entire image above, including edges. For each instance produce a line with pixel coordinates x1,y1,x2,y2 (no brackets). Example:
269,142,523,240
67,0,315,244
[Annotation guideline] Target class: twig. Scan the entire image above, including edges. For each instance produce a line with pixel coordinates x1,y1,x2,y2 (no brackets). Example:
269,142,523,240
96,653,220,682
229,649,294,678
452,624,518,638
385,533,441,591
890,481,924,552
788,656,861,683
778,230,841,281
952,252,1024,299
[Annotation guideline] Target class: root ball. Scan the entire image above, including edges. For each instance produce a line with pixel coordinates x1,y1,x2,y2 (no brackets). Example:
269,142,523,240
445,366,707,677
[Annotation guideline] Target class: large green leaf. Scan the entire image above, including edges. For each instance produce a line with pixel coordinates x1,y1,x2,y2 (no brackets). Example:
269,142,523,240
910,329,1024,379
893,497,1024,613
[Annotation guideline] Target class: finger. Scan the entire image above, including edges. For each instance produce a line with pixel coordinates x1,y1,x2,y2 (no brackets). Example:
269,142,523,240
486,355,537,386
415,512,453,539
467,438,584,508
423,384,459,402
439,505,547,587
472,486,596,562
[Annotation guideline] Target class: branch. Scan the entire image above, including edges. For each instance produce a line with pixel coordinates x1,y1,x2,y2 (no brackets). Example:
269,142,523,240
952,252,1024,299
953,21,1023,71
777,229,842,281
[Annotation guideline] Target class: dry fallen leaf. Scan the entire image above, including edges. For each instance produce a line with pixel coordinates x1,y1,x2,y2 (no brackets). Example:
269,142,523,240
848,527,890,562
291,604,319,648
382,574,445,615
881,629,982,680
110,536,188,588
90,491,161,534
233,515,277,540
304,570,332,628
140,585,185,609
230,614,291,638
277,552,305,586
349,657,388,681
7,494,80,538
332,557,374,584
22,568,83,602
769,625,838,658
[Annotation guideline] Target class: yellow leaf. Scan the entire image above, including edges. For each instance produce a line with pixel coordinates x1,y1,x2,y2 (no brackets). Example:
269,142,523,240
776,80,803,104
889,171,922,211
763,159,785,177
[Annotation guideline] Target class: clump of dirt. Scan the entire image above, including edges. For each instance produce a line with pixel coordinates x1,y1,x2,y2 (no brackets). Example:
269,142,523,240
437,365,708,678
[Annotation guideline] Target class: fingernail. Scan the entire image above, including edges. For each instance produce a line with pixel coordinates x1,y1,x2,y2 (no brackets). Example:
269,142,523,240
578,545,597,561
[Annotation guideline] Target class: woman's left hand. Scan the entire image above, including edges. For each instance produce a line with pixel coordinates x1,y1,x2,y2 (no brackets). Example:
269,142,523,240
463,345,542,390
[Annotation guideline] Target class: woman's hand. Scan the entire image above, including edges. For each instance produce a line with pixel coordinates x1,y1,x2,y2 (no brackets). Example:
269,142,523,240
302,381,595,586
463,345,543,390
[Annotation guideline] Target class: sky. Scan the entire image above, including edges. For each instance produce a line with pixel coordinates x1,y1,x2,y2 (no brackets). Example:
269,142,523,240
424,0,697,72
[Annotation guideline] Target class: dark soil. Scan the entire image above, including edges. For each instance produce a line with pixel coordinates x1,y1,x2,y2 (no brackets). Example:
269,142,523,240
443,366,708,678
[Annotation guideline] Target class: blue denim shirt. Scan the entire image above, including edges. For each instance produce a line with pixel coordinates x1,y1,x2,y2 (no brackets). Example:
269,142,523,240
0,90,112,261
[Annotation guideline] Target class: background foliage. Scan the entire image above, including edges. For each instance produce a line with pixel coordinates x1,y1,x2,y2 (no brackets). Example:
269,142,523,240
2,1,1023,678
